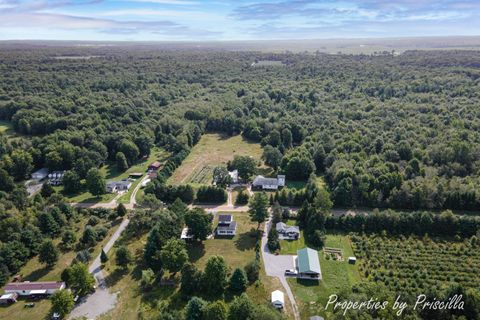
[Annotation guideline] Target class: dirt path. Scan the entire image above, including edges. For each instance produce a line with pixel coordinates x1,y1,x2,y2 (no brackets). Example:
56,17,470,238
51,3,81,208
69,217,130,319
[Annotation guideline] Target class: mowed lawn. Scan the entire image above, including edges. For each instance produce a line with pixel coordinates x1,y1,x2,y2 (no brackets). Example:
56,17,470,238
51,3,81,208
168,133,263,186
188,211,259,269
287,233,362,319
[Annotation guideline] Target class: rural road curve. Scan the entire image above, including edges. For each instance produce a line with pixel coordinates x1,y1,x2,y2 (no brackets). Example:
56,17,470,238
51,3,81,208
261,217,300,320
69,217,131,319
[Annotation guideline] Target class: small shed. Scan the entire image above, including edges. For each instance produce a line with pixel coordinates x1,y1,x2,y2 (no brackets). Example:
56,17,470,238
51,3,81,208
148,161,162,171
348,257,357,264
0,293,18,305
129,172,143,179
271,290,284,309
310,316,324,320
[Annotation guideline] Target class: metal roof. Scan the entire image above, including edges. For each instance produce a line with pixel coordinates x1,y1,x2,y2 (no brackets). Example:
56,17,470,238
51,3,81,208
4,282,65,291
218,214,233,222
297,248,321,274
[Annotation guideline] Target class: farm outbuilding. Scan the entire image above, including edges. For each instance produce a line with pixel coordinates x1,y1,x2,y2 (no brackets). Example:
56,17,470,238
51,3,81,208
271,290,284,309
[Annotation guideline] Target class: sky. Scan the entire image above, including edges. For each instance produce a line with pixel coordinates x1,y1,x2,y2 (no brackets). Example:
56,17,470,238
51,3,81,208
0,0,479,41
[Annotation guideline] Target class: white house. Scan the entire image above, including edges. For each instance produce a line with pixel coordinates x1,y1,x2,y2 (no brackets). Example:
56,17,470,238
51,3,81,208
48,171,65,186
276,222,300,240
228,170,239,184
106,180,132,193
271,290,284,309
216,214,237,236
180,227,193,240
252,175,286,190
31,168,49,181
3,281,65,296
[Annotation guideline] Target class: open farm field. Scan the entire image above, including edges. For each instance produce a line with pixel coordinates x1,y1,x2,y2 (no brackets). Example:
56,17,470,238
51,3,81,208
168,133,263,186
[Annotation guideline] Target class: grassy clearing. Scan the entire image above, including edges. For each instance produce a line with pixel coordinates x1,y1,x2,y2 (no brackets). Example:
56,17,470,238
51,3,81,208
168,133,263,186
0,120,12,134
287,233,361,319
58,147,168,204
285,181,307,190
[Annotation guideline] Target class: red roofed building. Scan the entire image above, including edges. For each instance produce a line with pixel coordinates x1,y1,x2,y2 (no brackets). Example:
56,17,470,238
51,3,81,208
148,161,162,171
3,281,65,296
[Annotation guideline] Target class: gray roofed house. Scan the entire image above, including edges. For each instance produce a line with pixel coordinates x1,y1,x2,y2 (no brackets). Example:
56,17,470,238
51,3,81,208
296,247,321,280
216,214,237,236
252,175,286,190
106,180,132,193
276,222,300,239
31,168,49,181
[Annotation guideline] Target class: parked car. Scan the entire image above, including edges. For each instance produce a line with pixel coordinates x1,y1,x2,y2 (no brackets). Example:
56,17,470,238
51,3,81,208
284,269,298,276
52,312,60,320
25,302,35,308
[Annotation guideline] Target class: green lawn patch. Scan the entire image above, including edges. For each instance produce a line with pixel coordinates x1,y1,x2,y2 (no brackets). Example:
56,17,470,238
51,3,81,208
187,211,259,270
286,180,307,190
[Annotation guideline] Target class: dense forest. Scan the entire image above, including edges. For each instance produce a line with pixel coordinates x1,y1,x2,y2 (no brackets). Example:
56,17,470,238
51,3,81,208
2,46,480,211
1,46,480,319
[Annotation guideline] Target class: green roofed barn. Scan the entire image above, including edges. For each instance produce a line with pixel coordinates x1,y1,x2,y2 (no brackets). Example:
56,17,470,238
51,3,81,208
296,247,321,280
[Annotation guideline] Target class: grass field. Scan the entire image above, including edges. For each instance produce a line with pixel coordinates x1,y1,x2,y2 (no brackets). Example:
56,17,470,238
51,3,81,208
287,233,361,319
57,147,168,204
168,133,263,186
188,211,259,269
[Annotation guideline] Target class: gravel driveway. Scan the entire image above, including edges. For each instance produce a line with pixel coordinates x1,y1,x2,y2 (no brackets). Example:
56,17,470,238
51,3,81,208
261,218,300,320
69,217,130,319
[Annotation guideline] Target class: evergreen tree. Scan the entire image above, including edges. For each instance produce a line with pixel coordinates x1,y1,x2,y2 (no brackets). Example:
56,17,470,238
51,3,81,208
185,297,207,320
229,268,247,293
100,248,108,264
39,239,59,267
248,192,269,230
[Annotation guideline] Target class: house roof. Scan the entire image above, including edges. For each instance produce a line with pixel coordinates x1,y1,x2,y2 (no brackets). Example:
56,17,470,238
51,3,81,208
4,282,64,291
217,221,237,231
218,214,233,223
253,175,279,186
297,248,321,274
32,168,49,175
286,226,300,233
310,316,324,320
149,161,162,168
271,290,284,303
276,222,299,234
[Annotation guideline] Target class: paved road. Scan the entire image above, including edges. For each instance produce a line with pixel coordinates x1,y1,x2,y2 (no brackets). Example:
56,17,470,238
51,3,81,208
261,217,300,320
69,217,130,319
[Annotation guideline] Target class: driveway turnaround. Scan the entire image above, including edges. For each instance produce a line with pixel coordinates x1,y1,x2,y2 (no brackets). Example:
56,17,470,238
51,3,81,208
261,218,300,320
